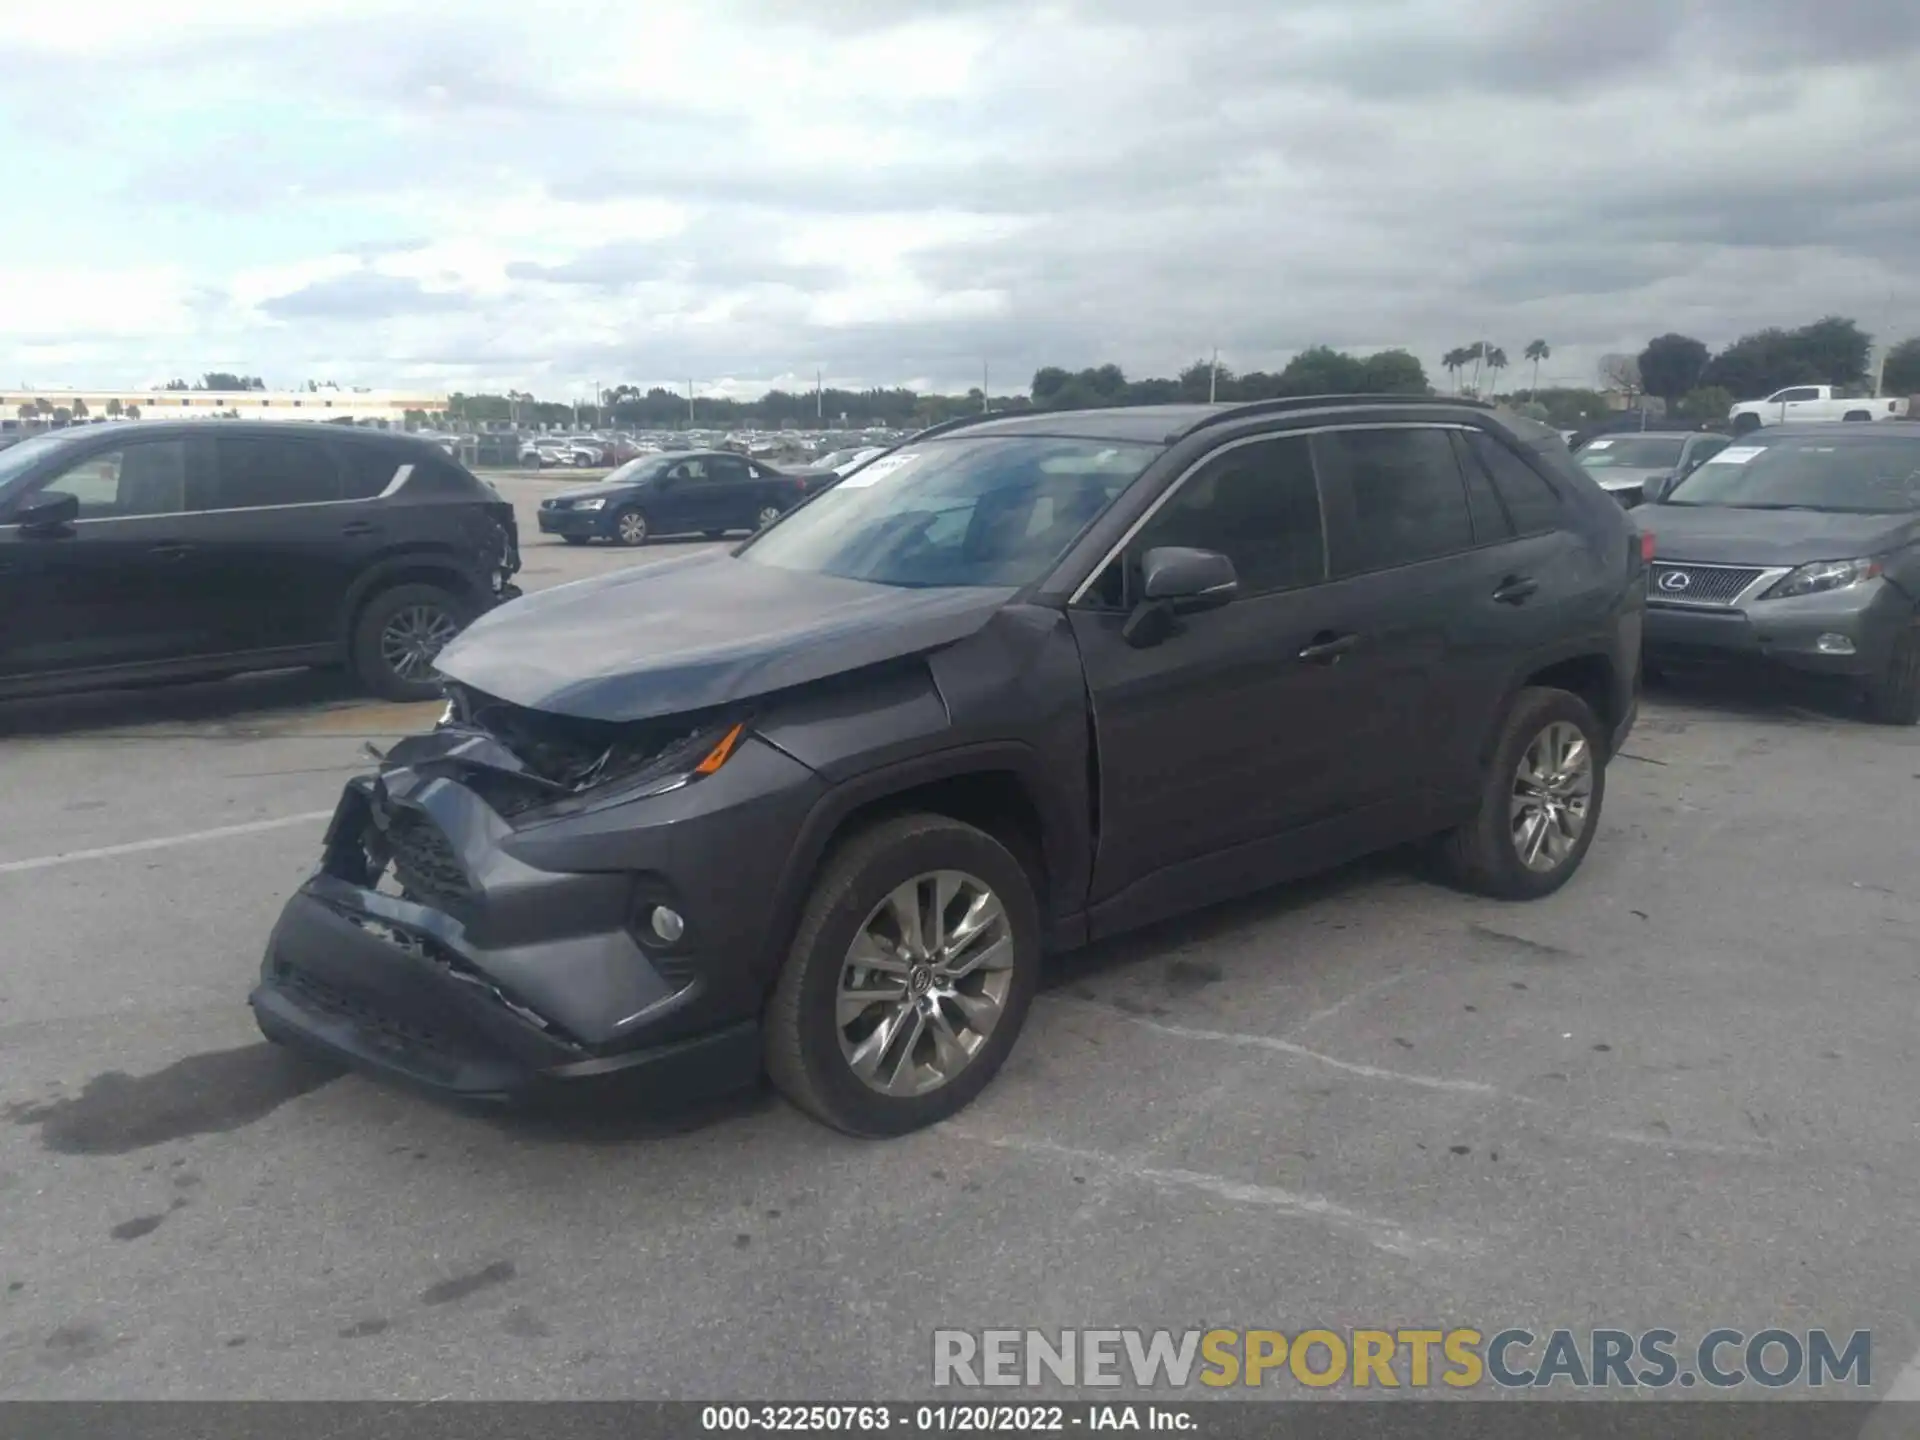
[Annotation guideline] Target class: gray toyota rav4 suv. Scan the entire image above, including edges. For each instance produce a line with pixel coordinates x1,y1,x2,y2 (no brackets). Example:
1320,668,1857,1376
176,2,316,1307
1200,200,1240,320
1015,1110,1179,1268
252,396,1646,1136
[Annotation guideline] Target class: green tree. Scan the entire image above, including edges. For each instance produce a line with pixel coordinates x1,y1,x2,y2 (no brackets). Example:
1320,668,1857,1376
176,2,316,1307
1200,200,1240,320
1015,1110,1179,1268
70,397,89,420
1524,339,1550,395
1030,367,1070,404
1483,346,1509,395
15,404,33,422
1883,337,1920,395
1358,349,1429,394
105,397,123,418
52,406,72,425
162,379,190,391
1637,334,1710,405
1277,345,1366,395
1793,316,1871,389
124,404,141,420
1675,386,1734,422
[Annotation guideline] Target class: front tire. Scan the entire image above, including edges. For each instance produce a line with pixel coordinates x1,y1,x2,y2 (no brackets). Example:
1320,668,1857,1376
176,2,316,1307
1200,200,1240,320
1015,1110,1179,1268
612,505,650,547
1434,687,1607,900
1732,413,1762,436
756,503,784,529
1843,411,1872,423
350,582,469,702
1864,629,1920,725
765,814,1042,1137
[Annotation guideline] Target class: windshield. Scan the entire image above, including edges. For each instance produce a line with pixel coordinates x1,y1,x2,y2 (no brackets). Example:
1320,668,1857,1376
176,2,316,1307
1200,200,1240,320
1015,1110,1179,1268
1663,435,1920,513
740,435,1159,588
0,430,85,491
1577,437,1686,470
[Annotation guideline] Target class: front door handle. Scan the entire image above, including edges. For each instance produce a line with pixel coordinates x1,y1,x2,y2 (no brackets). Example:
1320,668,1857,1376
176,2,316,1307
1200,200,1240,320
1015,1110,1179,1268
150,542,192,561
342,521,380,537
1297,631,1359,664
1493,574,1539,604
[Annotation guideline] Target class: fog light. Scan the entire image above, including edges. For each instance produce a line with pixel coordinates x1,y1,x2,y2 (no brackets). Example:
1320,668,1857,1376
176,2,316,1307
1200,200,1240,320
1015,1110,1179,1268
1816,634,1856,655
649,905,686,943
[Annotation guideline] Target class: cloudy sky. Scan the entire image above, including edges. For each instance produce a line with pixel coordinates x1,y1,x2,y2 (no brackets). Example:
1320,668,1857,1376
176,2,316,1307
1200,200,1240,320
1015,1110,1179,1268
5,0,1919,400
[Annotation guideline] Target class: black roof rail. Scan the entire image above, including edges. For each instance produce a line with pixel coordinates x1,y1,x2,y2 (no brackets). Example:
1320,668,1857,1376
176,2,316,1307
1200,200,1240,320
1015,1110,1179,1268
1174,392,1496,440
898,410,1013,444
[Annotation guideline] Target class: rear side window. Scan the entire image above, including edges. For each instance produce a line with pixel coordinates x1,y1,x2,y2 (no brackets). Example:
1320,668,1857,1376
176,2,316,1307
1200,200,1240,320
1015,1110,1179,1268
1314,427,1474,576
1464,432,1561,535
1450,433,1514,543
214,436,341,508
1129,435,1325,598
338,447,406,500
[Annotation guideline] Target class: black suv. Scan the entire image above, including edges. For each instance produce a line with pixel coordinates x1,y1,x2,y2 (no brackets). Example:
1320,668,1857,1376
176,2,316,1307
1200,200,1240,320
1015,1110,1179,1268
536,449,823,546
0,421,520,701
252,397,1644,1135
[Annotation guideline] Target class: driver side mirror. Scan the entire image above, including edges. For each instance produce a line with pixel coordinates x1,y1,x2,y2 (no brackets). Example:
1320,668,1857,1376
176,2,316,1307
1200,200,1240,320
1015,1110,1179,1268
12,489,80,535
1122,547,1239,647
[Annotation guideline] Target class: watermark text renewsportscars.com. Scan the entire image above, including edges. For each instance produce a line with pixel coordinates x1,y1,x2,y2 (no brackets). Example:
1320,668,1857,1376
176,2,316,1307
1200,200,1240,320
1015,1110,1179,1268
932,1328,1872,1391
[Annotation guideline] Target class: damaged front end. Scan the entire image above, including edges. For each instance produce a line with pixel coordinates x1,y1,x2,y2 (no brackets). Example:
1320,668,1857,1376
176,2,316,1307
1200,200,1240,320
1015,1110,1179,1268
250,682,795,1107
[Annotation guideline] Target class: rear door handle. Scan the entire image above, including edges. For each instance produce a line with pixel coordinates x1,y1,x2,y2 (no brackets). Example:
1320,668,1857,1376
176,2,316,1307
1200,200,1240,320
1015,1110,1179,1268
150,542,192,561
1493,574,1539,604
342,521,380,537
1297,631,1359,664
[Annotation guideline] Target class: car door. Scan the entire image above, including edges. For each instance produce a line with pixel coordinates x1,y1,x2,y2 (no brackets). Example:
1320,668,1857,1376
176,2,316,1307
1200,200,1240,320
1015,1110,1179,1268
1307,424,1497,811
1069,432,1421,915
0,433,217,679
651,457,710,534
705,453,761,530
192,431,359,654
1773,387,1821,424
1437,428,1602,791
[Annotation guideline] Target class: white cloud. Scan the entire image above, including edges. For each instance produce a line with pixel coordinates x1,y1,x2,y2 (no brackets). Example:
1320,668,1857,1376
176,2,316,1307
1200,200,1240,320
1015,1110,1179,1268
4,0,1920,394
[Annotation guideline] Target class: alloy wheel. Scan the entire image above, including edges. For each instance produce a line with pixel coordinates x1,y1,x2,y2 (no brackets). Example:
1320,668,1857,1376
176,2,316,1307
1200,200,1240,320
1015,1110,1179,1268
1510,720,1593,872
836,870,1014,1097
756,504,782,528
379,604,460,683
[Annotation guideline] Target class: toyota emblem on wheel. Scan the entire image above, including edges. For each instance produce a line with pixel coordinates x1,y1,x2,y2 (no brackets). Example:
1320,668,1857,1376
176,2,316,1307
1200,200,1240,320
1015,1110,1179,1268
1658,570,1691,592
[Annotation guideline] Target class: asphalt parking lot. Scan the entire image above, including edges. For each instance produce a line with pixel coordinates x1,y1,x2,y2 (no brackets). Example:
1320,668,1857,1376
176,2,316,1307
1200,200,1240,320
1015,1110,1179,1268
2,473,1918,1401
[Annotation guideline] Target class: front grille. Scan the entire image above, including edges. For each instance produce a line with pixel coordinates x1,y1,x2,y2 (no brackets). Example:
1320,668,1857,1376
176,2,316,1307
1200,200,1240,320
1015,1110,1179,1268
1648,563,1764,607
273,962,462,1079
383,809,472,908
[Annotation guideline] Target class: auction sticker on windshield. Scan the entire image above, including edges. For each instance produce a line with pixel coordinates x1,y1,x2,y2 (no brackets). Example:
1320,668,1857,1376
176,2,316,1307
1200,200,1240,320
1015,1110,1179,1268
1585,439,1613,449
1711,447,1766,465
838,452,921,489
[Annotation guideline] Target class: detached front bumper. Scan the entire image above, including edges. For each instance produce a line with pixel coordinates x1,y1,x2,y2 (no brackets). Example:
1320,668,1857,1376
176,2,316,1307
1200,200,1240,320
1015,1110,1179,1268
250,733,823,1109
1645,577,1912,678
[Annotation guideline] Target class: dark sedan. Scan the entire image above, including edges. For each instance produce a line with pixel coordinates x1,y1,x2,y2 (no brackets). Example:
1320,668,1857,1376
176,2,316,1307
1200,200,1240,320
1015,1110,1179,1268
535,450,817,546
1638,424,1920,722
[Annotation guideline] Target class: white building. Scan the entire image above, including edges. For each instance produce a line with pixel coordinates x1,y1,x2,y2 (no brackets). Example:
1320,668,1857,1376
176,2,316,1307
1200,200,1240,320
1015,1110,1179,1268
0,387,449,429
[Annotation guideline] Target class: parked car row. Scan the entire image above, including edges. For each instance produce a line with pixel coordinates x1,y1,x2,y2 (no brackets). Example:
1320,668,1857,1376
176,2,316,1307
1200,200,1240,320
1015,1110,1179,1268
535,449,833,545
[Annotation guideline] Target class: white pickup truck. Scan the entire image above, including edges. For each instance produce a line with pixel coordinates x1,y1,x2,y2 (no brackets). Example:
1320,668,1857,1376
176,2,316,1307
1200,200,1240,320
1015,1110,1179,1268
1728,385,1910,433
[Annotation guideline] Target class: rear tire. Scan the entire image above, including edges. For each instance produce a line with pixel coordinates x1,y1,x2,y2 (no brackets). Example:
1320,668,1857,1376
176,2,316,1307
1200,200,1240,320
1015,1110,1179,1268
1732,413,1762,436
765,814,1042,1137
1864,629,1920,725
1433,687,1606,900
1843,411,1872,423
350,582,470,702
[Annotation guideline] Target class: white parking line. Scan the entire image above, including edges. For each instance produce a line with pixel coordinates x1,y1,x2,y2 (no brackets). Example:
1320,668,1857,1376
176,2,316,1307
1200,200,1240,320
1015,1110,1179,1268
947,1128,1469,1259
0,810,334,875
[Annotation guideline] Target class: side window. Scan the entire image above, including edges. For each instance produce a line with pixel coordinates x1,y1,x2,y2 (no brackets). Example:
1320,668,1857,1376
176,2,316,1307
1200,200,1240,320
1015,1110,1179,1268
1464,431,1562,536
1125,435,1325,599
42,442,191,520
1450,433,1514,544
1315,427,1474,576
338,447,406,500
215,437,341,508
710,456,750,483
1777,387,1819,403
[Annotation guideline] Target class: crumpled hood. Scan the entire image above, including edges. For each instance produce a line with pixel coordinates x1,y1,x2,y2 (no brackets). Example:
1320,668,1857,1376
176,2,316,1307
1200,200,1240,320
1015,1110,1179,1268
436,549,1015,721
1641,503,1919,566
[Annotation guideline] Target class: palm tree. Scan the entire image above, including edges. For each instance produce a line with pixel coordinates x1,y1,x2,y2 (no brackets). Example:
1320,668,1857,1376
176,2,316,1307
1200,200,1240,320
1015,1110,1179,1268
1484,346,1509,396
1462,342,1486,395
1524,339,1550,397
1441,348,1466,393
